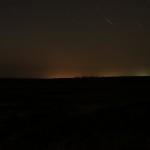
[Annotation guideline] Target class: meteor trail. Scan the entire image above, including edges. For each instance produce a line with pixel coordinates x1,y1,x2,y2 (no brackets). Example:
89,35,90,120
105,18,114,26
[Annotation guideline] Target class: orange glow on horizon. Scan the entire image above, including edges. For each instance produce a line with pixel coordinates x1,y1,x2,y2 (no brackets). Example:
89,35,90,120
43,70,150,79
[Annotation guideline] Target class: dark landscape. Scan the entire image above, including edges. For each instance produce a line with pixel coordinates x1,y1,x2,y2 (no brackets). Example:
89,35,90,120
1,0,150,149
0,77,150,150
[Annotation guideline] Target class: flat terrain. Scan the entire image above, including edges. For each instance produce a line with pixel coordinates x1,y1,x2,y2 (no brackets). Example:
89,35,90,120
0,77,150,150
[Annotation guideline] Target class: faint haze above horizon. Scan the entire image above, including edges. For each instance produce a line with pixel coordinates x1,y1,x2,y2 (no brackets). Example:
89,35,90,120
0,0,150,78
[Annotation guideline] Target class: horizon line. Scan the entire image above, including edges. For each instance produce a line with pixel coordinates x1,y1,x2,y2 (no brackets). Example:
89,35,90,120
0,75,150,80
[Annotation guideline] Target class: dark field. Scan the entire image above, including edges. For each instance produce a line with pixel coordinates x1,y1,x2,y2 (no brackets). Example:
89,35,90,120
0,77,150,150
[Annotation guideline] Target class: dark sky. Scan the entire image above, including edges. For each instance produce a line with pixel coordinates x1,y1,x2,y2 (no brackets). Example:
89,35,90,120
0,0,150,78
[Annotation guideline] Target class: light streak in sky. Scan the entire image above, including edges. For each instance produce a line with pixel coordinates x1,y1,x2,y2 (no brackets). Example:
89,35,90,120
95,6,114,26
105,18,114,26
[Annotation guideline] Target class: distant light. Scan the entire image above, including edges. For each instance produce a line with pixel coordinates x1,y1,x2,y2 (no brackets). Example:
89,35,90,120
136,73,149,76
135,71,149,76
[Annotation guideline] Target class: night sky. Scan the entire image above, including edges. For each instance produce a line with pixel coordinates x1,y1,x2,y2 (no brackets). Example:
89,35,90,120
0,0,150,78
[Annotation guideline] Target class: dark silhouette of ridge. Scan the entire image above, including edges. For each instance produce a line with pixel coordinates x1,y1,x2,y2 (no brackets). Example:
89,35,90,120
0,76,150,150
